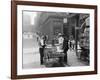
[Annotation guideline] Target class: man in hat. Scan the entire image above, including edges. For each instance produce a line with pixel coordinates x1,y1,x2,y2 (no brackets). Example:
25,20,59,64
57,33,65,66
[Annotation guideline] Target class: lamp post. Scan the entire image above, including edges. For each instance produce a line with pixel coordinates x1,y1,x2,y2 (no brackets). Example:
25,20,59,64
75,14,80,56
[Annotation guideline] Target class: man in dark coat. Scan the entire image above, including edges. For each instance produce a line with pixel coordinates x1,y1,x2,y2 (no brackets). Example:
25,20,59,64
63,36,69,65
38,36,46,65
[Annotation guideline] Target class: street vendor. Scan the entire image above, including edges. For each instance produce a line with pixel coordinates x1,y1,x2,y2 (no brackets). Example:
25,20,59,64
57,33,65,66
38,35,47,65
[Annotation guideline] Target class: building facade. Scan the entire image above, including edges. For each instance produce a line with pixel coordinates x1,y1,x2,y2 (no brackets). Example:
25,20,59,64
36,12,80,43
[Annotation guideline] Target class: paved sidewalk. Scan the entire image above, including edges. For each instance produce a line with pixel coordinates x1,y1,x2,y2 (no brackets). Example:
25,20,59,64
23,48,88,69
67,49,88,66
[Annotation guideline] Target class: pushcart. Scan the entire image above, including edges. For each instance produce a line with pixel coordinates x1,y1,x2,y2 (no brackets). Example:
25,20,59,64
43,45,65,67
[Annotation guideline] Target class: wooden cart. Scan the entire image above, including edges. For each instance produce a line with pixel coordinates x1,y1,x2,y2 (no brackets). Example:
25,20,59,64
43,45,65,67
